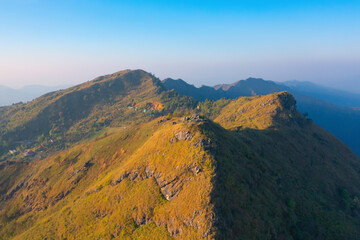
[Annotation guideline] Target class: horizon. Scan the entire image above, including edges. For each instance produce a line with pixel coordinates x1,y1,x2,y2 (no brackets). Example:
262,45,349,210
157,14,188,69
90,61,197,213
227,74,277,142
1,69,360,95
1,0,360,92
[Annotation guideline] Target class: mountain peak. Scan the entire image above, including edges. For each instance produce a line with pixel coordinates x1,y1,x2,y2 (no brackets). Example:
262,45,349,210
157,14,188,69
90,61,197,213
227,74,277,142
0,69,169,157
89,69,157,85
213,91,301,130
245,77,265,82
162,78,190,86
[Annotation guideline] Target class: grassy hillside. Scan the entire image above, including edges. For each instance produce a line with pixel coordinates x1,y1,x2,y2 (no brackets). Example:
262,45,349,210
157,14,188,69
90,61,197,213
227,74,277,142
0,117,216,239
0,70,197,161
1,89,360,239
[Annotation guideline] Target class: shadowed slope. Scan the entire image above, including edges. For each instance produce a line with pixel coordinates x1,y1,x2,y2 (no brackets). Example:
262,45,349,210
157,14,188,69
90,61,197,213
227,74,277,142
162,78,222,101
208,93,360,239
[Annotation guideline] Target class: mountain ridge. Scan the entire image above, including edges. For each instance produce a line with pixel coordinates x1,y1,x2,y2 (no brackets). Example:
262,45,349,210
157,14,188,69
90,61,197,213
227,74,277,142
162,77,360,156
1,70,360,239
0,69,196,159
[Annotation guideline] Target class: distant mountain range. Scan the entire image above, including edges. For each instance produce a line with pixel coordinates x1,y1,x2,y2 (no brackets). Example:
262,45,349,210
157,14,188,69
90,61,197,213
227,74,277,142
0,84,71,107
162,78,360,156
280,80,360,108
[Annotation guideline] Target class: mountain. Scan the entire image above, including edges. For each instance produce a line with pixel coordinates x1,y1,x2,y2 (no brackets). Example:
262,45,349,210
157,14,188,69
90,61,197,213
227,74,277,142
161,78,221,102
163,78,360,156
214,77,286,98
281,80,360,108
162,77,286,101
1,75,360,239
0,70,196,160
0,85,71,107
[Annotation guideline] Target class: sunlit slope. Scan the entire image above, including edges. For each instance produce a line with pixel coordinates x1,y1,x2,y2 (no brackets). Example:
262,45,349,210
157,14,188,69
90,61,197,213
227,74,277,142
213,91,301,130
0,118,216,239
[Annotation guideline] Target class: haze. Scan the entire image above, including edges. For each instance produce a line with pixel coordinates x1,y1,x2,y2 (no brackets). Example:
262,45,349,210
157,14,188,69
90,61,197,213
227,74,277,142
0,0,359,93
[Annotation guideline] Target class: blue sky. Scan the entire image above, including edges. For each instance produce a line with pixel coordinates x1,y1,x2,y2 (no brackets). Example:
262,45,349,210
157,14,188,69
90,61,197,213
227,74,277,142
0,0,360,92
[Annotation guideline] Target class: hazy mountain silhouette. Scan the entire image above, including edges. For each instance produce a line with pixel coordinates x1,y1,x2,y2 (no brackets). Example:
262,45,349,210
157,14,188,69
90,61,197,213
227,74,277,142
0,84,71,107
281,80,360,108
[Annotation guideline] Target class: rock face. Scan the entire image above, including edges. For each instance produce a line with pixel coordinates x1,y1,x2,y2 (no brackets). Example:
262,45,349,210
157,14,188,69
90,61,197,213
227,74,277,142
155,175,183,201
182,114,202,122
277,91,297,111
194,138,216,152
112,167,151,185
174,131,193,141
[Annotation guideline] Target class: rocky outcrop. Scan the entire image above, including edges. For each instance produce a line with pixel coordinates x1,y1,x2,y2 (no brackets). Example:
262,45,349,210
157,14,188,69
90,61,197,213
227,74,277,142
170,130,194,143
277,91,296,111
155,174,184,201
112,164,203,201
175,131,193,141
182,114,202,122
194,138,216,152
112,167,150,185
5,181,27,200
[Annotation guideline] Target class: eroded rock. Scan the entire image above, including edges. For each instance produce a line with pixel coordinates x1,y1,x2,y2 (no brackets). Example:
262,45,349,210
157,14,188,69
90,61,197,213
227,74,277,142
175,131,193,141
112,167,187,201
194,138,217,152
